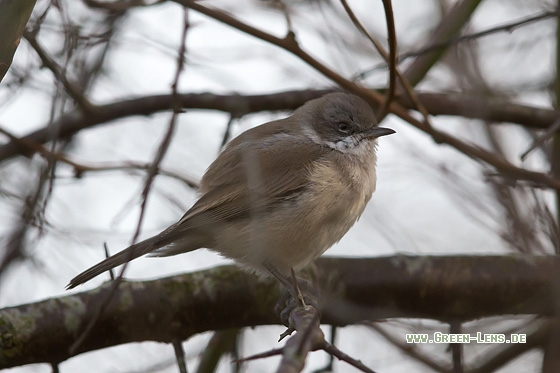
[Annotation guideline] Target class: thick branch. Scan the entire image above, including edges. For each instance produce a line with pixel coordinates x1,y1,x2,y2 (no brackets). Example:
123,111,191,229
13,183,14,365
0,266,279,369
0,90,555,163
1,255,559,369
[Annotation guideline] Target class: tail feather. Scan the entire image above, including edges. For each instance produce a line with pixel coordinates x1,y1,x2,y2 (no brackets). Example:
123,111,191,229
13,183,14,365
66,236,163,289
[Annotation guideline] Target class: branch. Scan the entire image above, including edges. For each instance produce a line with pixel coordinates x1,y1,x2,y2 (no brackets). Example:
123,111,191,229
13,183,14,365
0,90,332,162
379,0,397,119
276,306,324,373
0,90,555,163
23,30,96,113
2,255,560,369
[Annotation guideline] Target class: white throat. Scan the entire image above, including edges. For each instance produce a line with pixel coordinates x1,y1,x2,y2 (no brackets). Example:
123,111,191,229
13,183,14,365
303,126,373,155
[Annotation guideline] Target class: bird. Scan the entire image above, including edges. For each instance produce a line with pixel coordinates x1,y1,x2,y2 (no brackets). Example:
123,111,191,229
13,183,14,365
67,92,394,289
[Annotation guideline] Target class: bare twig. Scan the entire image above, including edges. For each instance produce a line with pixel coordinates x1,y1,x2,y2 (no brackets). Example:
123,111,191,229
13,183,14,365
521,115,560,161
83,0,165,11
449,320,463,373
132,7,189,244
321,341,377,373
103,242,115,280
378,0,397,119
233,348,283,363
220,115,236,149
339,0,387,59
0,125,199,187
275,0,294,35
23,30,97,113
173,340,188,373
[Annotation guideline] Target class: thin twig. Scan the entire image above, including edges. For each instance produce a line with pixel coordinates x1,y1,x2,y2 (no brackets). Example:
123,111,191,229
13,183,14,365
0,126,199,187
340,0,387,59
378,0,397,119
233,348,283,363
449,320,463,373
321,341,377,373
103,242,115,280
220,115,236,149
131,7,189,244
521,115,560,161
23,30,96,113
83,0,165,11
173,339,188,373
291,267,306,308
275,0,294,35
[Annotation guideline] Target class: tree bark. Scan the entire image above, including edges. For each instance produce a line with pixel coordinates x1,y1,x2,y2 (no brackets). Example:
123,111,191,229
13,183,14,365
0,255,558,369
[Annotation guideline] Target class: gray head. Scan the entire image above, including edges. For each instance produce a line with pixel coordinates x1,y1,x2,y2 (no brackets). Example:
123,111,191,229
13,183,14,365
296,92,395,153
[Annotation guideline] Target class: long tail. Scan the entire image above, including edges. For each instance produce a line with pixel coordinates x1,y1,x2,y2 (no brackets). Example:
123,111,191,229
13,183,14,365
67,235,167,289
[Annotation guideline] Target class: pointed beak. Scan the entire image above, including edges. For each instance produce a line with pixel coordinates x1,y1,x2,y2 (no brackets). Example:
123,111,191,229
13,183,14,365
362,127,395,139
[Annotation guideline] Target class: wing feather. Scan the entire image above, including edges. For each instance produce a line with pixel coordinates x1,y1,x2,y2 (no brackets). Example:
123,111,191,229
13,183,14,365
175,127,325,232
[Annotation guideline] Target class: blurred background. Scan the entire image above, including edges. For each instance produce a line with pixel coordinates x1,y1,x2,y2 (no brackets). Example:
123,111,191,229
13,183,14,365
0,0,558,372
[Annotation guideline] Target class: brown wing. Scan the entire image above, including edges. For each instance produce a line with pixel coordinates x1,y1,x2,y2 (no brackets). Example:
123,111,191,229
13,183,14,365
66,121,324,288
174,122,325,231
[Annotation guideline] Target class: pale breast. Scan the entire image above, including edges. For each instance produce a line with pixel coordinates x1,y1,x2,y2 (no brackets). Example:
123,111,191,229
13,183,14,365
278,153,377,269
211,144,378,276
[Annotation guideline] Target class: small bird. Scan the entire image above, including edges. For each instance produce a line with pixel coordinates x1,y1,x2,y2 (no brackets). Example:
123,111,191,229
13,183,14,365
67,92,394,289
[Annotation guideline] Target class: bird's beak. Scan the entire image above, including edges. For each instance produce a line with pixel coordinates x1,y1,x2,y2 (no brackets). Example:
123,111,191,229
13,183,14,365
362,127,395,139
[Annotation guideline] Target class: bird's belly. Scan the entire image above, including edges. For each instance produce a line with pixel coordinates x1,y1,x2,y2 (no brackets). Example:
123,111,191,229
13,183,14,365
212,160,375,276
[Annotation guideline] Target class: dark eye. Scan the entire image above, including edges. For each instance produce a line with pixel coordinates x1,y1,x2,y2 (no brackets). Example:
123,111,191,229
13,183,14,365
338,122,350,133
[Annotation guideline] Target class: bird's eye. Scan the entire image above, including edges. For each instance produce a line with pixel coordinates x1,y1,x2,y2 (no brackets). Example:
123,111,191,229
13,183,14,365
338,122,350,133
